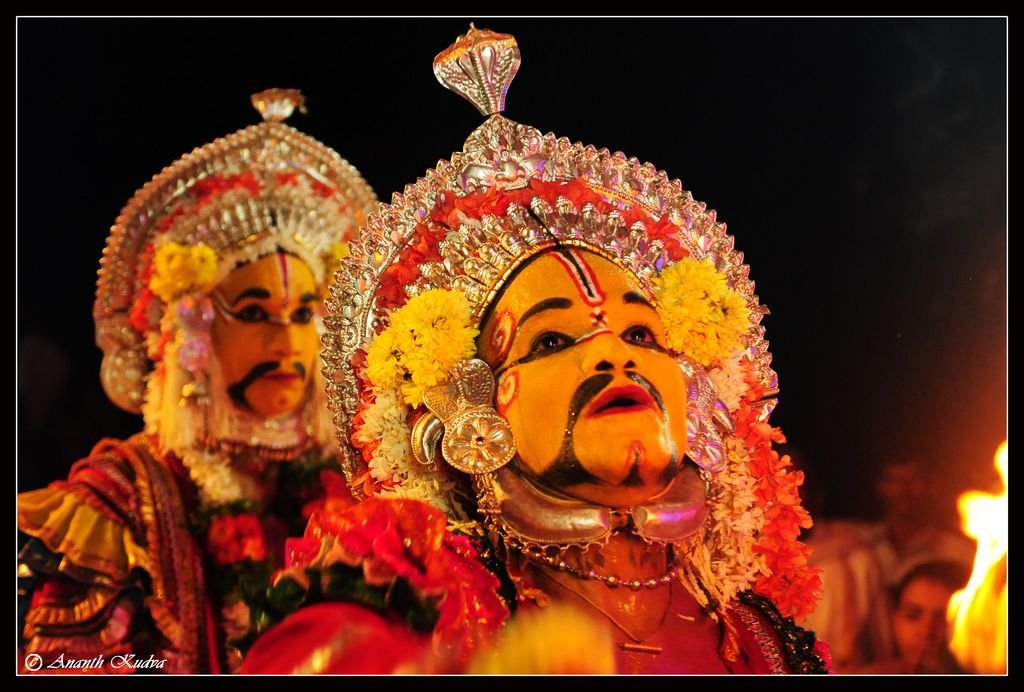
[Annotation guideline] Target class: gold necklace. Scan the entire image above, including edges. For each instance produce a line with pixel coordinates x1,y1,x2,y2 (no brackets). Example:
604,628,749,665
535,566,675,648
511,540,678,590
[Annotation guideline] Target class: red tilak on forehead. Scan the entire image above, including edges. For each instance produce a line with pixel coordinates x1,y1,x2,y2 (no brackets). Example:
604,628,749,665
277,252,290,303
551,249,606,307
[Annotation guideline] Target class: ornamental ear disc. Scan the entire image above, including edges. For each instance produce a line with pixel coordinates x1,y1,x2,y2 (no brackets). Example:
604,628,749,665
441,410,515,474
100,346,147,413
681,359,728,474
422,358,516,475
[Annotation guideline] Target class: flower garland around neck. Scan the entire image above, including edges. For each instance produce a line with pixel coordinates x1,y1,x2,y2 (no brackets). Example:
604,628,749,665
187,450,353,668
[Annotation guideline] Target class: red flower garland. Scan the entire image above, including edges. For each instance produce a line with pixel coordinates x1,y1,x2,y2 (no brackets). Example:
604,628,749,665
191,171,262,212
275,171,338,198
206,513,268,565
282,498,509,663
734,373,822,622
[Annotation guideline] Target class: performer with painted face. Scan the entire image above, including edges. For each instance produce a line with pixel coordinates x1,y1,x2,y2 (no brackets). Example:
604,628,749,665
243,30,829,674
17,90,377,673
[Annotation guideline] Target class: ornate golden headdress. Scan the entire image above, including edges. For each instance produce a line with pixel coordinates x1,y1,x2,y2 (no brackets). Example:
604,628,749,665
95,89,378,413
324,29,818,620
326,28,773,471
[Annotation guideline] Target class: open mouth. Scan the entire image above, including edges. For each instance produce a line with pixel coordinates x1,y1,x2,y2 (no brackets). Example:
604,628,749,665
585,385,658,418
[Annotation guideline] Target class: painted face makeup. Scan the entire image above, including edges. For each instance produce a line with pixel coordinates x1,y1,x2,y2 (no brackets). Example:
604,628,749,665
210,252,320,419
479,248,689,507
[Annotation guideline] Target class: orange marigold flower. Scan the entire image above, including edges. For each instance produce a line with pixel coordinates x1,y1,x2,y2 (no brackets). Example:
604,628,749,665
734,375,821,622
301,469,356,520
286,498,509,664
206,513,267,565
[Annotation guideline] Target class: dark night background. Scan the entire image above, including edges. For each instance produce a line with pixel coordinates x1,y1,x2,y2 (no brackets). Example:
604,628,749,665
17,18,1006,525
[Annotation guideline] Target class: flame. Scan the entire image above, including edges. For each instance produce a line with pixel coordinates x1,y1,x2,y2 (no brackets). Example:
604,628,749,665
947,441,1007,674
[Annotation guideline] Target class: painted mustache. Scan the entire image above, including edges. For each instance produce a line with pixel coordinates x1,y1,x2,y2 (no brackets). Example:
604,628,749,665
538,372,672,489
568,374,616,427
625,372,666,414
227,361,306,410
572,373,665,423
538,374,612,488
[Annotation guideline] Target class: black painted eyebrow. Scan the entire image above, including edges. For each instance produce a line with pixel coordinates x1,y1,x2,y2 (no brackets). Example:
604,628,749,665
230,287,272,305
489,297,573,373
624,291,656,310
519,297,573,327
299,292,317,303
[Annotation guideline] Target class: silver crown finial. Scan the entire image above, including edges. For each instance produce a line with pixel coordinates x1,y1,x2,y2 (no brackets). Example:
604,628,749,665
433,26,521,117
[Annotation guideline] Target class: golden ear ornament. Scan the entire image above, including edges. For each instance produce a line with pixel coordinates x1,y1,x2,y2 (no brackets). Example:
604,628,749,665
419,359,516,475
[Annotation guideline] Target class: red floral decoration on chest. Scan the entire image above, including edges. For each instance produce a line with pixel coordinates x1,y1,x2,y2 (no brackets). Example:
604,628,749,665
283,498,509,662
206,513,268,565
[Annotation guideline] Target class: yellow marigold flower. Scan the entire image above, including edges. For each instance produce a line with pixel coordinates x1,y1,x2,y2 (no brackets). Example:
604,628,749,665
365,289,479,406
468,603,616,674
652,257,750,367
149,243,219,303
365,329,402,391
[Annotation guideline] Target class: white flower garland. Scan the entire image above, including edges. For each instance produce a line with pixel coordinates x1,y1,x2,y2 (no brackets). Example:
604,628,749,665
706,438,768,604
354,382,469,521
355,388,410,484
706,349,749,413
182,449,259,506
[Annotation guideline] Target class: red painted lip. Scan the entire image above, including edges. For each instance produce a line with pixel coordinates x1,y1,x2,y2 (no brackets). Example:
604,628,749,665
585,385,658,418
262,372,302,382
